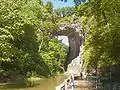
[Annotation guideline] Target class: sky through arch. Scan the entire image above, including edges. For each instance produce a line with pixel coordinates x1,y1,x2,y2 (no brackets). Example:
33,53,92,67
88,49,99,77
43,0,75,46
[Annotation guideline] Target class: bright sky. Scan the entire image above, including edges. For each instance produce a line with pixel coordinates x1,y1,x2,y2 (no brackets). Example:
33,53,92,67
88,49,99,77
43,0,75,46
57,36,69,46
43,0,75,8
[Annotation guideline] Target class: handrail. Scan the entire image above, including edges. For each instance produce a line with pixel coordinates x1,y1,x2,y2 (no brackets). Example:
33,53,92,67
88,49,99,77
56,78,70,90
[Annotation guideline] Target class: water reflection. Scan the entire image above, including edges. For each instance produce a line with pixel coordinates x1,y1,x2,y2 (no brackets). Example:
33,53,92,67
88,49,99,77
3,75,120,90
0,75,67,90
38,75,67,90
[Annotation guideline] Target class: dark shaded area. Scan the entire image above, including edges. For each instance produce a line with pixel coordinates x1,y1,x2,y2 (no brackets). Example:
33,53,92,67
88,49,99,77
64,33,82,71
0,24,51,82
87,75,120,90
99,65,120,81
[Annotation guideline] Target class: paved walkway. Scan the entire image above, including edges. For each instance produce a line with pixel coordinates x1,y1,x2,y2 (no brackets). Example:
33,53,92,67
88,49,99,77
68,79,93,90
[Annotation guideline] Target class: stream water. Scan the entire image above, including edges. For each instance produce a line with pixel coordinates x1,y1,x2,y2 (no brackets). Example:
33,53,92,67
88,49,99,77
0,75,67,90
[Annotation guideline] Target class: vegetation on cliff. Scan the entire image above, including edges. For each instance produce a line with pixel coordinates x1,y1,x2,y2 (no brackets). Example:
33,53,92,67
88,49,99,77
75,0,120,73
1,0,120,83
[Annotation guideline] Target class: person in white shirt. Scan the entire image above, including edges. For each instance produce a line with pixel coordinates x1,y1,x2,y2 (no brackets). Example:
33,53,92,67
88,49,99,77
69,74,74,90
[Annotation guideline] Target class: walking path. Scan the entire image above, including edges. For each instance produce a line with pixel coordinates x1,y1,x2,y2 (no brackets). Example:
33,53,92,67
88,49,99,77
68,79,93,90
56,78,93,90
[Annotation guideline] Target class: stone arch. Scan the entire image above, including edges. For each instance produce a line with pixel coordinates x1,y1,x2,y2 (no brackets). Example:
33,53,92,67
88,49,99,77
54,23,85,71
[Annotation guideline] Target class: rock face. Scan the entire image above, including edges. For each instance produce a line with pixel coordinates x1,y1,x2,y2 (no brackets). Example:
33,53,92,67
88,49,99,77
54,22,85,71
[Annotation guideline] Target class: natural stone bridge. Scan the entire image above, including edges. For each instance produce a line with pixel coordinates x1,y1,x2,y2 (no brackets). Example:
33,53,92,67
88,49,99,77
53,21,85,72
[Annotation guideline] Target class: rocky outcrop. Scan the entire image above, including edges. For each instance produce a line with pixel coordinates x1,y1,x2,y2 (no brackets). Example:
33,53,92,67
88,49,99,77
54,22,85,71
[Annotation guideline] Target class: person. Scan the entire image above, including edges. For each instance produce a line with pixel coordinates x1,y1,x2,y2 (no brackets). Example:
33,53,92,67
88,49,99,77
64,79,68,90
69,75,74,90
80,72,83,79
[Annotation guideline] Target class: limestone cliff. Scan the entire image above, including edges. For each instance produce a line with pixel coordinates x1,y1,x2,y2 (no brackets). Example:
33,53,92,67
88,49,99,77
54,22,85,72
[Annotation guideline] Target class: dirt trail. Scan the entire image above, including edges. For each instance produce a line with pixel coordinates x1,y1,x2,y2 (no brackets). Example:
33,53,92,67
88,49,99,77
68,79,93,90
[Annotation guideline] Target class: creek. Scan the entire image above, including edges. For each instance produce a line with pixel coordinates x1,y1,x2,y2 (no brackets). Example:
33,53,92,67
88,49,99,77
0,75,67,90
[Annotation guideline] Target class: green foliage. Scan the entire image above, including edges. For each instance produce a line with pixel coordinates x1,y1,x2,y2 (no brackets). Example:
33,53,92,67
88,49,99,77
0,0,68,81
55,7,75,17
54,7,76,24
77,0,120,70
40,38,67,76
45,1,53,14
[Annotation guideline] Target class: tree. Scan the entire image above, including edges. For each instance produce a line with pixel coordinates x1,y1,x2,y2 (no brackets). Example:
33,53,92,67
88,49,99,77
76,0,120,71
55,7,75,17
0,0,68,81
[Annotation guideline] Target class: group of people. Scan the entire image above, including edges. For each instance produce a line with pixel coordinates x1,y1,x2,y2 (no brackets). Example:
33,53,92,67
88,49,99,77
64,72,83,90
63,74,75,90
57,72,83,90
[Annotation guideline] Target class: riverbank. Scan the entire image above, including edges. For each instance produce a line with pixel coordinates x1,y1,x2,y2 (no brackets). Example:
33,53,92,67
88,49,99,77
0,74,68,90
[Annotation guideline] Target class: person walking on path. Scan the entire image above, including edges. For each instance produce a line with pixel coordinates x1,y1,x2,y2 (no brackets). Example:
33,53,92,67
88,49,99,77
80,72,83,79
69,74,74,90
65,80,69,90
